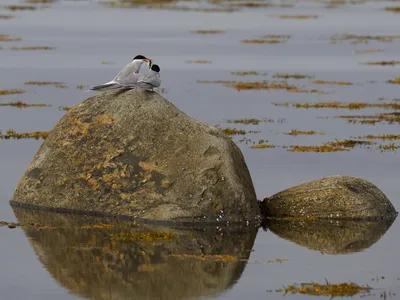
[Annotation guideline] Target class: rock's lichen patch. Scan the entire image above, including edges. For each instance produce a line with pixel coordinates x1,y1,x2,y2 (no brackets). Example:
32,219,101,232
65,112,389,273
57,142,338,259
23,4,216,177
278,282,371,297
0,89,25,96
111,231,175,243
284,129,325,136
0,129,49,140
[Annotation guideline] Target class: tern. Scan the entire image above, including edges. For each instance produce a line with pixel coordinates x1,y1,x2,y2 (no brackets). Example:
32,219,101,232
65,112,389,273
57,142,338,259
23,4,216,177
135,64,161,91
88,55,151,92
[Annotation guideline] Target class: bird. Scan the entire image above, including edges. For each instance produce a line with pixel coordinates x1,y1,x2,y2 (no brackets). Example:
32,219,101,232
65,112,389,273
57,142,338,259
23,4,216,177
87,55,152,92
135,64,161,91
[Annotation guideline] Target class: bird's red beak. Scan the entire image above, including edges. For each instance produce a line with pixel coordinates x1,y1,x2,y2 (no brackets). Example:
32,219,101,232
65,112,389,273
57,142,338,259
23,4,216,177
144,58,151,62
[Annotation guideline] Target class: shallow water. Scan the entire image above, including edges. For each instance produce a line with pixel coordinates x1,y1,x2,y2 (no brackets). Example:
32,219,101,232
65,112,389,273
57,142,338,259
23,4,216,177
1,0,400,298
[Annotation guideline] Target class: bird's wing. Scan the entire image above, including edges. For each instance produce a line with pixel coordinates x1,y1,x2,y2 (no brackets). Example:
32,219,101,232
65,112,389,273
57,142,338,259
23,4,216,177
113,62,140,85
137,72,161,88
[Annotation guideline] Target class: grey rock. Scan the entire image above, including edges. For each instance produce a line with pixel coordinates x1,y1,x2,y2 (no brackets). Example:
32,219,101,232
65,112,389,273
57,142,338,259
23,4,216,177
11,90,260,224
261,175,397,220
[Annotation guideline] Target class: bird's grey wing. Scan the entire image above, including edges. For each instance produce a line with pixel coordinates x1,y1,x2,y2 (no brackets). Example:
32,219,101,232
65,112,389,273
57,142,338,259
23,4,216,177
113,62,140,85
137,73,161,88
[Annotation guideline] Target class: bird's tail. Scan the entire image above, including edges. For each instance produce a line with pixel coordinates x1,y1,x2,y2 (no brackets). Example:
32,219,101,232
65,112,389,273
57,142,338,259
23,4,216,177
85,82,122,92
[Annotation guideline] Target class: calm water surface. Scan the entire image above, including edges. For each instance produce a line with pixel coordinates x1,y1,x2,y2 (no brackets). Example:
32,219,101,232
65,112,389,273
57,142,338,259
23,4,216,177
0,0,399,299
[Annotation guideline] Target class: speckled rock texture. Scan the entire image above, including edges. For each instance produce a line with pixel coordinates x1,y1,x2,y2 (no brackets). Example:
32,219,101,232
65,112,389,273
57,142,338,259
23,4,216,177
261,175,397,220
11,89,260,224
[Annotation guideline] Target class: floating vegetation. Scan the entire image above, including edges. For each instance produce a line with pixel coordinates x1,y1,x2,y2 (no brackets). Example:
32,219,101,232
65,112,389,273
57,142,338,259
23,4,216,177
0,15,14,19
231,81,326,94
231,71,267,76
5,5,36,10
185,60,211,64
278,281,371,297
59,106,71,111
385,7,400,13
111,231,175,243
334,113,400,124
101,61,115,65
9,46,55,50
378,143,400,152
0,34,21,42
226,118,262,125
361,61,400,66
242,39,284,44
347,119,379,125
197,80,236,84
289,145,348,152
0,101,49,108
250,143,276,149
355,49,384,54
275,14,319,19
361,134,400,140
25,81,67,88
387,77,400,84
330,34,400,44
0,89,25,96
242,34,289,44
0,221,20,229
76,85,85,89
191,30,224,34
328,139,373,148
273,73,314,79
170,254,240,262
26,0,55,3
313,80,353,86
284,129,325,136
274,102,400,110
0,129,49,140
221,128,246,135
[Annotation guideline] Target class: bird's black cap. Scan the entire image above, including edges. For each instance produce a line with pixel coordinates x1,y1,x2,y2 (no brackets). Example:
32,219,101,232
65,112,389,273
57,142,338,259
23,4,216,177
132,55,147,61
152,64,160,72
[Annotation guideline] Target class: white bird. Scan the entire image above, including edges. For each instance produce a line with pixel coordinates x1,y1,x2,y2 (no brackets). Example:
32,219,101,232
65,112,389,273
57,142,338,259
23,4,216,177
88,55,151,92
135,64,161,91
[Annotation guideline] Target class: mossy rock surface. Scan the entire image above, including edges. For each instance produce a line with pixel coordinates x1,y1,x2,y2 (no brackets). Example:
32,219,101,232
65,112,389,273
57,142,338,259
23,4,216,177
261,175,397,220
11,89,259,224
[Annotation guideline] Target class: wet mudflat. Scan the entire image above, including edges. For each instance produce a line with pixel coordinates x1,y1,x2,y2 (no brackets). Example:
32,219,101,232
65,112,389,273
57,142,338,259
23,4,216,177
0,0,400,299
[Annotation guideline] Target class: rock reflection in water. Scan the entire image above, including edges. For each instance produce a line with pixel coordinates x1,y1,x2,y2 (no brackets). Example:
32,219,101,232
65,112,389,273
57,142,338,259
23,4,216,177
12,208,258,300
264,218,395,255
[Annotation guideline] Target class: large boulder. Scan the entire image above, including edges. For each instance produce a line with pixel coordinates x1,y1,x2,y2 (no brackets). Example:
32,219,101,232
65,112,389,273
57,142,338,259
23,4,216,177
10,89,260,224
261,175,397,220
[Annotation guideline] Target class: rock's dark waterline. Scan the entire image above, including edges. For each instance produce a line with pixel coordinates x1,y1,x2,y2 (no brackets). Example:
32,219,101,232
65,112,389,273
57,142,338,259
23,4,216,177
11,90,260,224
